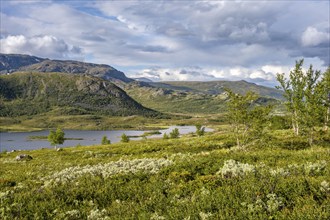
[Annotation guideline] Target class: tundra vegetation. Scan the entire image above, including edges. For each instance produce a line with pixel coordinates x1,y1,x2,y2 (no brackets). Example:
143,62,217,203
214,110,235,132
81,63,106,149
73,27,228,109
0,61,329,219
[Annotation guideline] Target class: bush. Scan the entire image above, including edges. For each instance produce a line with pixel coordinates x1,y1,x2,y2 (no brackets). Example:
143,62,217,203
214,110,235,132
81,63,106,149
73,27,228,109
169,128,180,139
121,133,130,143
163,133,169,139
101,136,111,145
196,124,205,136
269,115,291,130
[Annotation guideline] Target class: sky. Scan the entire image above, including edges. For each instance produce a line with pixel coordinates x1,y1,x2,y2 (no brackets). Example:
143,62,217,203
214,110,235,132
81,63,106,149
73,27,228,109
0,0,329,87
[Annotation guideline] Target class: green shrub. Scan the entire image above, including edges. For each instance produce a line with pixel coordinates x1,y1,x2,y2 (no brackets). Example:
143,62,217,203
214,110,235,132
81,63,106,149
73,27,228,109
121,133,130,143
196,124,205,136
163,133,169,139
169,128,180,139
101,136,111,145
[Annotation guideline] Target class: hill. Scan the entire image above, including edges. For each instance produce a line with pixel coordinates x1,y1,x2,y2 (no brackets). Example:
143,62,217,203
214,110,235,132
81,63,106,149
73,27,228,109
125,81,279,114
149,80,283,99
0,72,158,117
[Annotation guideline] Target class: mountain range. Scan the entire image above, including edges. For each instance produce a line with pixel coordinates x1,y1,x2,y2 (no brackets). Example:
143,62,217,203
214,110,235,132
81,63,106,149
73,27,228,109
0,53,283,116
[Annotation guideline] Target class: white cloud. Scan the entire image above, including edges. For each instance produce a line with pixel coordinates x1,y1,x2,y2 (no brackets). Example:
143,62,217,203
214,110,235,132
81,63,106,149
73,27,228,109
129,65,279,85
1,0,329,86
0,35,83,59
301,27,329,47
261,65,289,75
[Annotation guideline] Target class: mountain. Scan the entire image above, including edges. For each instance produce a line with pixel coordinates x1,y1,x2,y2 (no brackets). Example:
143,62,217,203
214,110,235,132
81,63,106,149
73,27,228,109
125,81,280,114
148,80,283,99
0,72,158,117
0,54,46,73
0,53,133,83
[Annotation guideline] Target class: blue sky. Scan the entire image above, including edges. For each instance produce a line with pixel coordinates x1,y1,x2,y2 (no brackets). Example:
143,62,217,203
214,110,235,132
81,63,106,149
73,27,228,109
1,0,329,86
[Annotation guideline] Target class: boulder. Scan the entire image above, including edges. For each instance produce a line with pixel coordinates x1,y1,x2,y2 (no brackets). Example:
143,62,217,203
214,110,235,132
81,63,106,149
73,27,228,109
15,154,33,161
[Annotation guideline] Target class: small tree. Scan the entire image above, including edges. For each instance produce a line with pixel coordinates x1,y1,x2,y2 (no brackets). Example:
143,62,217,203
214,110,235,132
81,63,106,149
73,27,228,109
48,128,65,149
169,128,180,139
320,67,330,132
163,132,169,139
226,89,272,147
195,124,205,136
101,136,111,145
121,133,130,143
276,60,326,144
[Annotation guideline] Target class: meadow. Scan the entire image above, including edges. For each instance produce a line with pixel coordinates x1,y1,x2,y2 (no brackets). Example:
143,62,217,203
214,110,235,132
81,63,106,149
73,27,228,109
1,125,329,219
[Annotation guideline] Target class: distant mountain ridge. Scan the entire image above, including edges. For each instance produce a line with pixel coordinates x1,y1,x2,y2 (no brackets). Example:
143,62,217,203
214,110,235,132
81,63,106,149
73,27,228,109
0,54,46,73
0,53,133,83
149,81,283,100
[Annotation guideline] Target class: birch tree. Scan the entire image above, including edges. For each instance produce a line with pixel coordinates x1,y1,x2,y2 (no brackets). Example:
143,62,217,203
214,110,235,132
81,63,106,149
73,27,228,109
226,90,271,148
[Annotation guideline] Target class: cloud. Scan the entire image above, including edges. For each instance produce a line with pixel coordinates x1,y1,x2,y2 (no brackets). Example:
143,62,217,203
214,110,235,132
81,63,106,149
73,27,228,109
301,27,329,47
0,35,83,59
1,0,329,86
129,65,278,86
131,67,216,81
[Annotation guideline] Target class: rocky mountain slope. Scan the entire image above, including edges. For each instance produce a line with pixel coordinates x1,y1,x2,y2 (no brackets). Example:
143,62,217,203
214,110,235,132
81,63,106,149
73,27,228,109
0,54,46,73
0,72,158,117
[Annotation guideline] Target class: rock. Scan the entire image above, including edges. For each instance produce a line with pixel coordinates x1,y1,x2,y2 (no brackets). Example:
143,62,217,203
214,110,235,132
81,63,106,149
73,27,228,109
15,154,33,161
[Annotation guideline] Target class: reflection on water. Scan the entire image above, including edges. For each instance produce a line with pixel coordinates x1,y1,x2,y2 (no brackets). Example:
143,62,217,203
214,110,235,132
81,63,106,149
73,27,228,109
0,126,212,152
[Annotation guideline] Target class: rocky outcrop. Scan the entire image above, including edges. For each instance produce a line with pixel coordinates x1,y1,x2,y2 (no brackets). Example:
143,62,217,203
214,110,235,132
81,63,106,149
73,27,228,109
15,154,33,161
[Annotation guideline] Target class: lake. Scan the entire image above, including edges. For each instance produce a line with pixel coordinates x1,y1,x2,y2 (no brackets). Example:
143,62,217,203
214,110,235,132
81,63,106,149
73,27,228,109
0,126,212,152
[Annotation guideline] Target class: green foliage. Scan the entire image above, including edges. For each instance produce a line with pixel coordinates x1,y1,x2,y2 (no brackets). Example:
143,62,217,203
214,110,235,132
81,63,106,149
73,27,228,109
163,132,169,139
121,133,130,143
269,115,291,130
47,128,65,148
226,89,272,147
319,67,330,131
276,60,328,144
195,124,205,136
101,136,111,145
169,128,180,138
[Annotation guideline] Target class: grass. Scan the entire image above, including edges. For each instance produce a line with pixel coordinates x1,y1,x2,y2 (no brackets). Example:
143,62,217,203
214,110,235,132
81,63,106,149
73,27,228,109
1,128,329,219
0,111,223,132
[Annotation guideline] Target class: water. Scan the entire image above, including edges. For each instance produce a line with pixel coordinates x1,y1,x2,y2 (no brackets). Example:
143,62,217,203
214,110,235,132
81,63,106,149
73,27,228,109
0,126,212,152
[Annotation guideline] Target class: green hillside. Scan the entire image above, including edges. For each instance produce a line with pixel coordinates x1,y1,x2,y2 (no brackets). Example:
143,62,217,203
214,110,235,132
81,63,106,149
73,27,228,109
125,82,279,114
149,80,283,99
0,72,158,117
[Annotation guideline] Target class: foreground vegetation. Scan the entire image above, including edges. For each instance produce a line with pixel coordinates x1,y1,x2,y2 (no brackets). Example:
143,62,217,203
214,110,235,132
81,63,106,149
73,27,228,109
1,127,329,219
